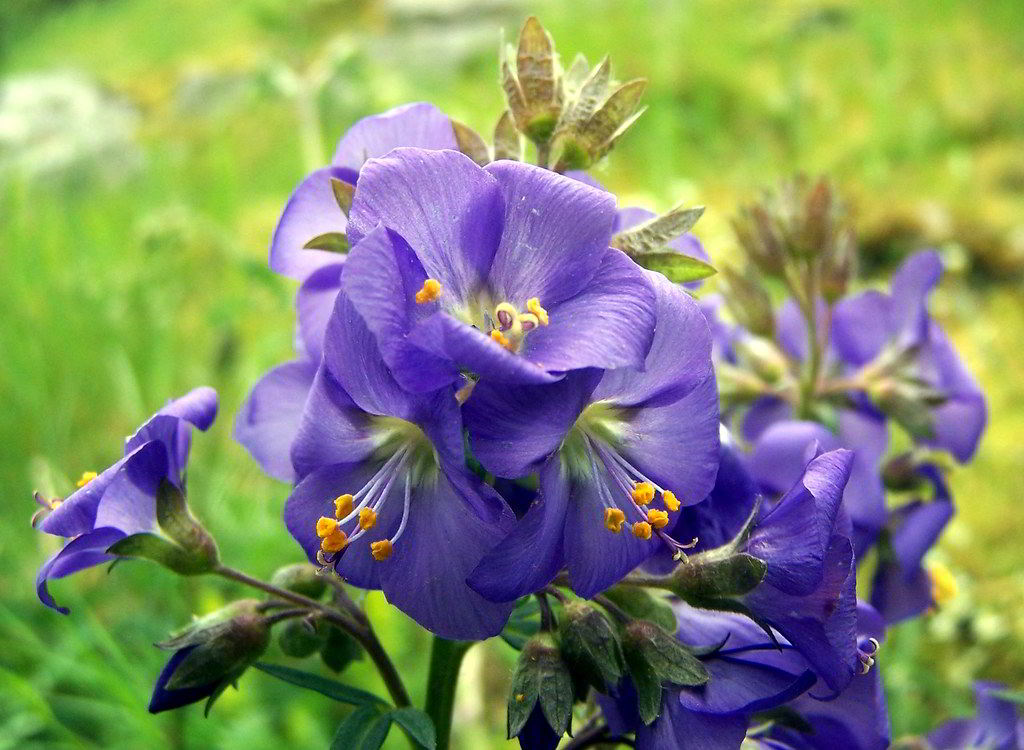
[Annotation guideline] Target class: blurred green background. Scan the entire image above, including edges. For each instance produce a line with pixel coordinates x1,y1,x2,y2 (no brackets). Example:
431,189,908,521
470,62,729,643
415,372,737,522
1,0,1022,747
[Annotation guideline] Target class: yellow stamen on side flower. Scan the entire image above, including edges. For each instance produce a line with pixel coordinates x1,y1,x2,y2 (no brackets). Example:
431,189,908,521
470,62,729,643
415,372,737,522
358,507,377,530
371,540,393,561
415,278,442,304
632,521,652,540
76,471,98,488
526,297,549,326
647,509,670,529
604,507,626,533
928,562,958,607
321,529,348,553
662,490,680,512
490,329,514,350
316,517,339,538
631,481,655,505
334,493,354,519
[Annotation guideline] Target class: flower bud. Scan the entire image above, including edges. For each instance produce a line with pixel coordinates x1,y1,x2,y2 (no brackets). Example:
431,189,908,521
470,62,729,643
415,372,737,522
277,618,327,658
735,336,790,383
621,620,708,725
149,599,270,714
719,266,776,338
269,563,327,600
557,601,624,692
668,552,767,602
506,634,573,742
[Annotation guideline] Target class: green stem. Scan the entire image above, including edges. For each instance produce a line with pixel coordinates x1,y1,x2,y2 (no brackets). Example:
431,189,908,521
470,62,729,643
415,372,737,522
214,565,411,707
423,637,473,750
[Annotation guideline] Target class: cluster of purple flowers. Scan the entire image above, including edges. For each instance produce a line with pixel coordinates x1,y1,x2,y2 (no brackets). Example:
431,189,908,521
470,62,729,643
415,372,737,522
32,94,990,749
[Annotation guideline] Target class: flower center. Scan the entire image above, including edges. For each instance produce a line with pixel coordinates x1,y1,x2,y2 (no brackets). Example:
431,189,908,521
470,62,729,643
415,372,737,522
313,418,437,566
562,402,690,550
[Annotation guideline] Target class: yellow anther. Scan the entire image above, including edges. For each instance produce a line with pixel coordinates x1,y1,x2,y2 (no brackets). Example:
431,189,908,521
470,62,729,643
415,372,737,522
334,493,354,519
76,471,98,488
647,509,670,529
490,329,514,351
632,521,653,540
415,278,442,304
928,562,958,607
494,302,519,329
631,481,655,505
662,491,680,512
49,498,63,510
518,312,540,330
526,297,549,326
316,516,340,538
371,540,393,561
321,529,348,553
358,507,377,530
604,507,626,533
515,693,525,703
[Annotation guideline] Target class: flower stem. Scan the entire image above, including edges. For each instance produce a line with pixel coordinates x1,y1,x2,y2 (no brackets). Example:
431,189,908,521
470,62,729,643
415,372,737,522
213,564,411,707
423,637,473,750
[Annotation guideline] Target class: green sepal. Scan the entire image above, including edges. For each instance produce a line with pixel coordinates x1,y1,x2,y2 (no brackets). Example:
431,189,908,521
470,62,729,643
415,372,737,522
670,552,767,601
303,232,349,254
493,110,523,161
320,623,364,672
330,177,354,215
507,635,573,738
557,602,625,691
600,586,677,632
622,642,662,725
106,532,215,575
278,618,327,658
633,252,717,284
500,596,541,651
622,621,709,689
451,119,490,166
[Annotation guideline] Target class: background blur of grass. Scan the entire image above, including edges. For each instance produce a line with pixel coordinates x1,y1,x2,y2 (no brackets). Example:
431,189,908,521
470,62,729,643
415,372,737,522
1,0,1022,747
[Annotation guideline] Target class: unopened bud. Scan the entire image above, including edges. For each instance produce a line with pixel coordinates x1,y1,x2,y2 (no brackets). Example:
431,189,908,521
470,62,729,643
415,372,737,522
269,563,327,600
557,602,624,691
735,336,790,383
507,634,573,739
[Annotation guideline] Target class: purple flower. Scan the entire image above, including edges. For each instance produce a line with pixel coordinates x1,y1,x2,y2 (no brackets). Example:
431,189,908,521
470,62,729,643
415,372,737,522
599,604,818,750
754,603,890,750
870,463,953,624
746,417,887,557
268,102,457,281
281,286,514,640
465,271,719,600
831,250,987,462
740,450,860,693
236,103,458,481
339,147,657,392
668,442,860,694
35,387,218,613
513,706,561,750
928,682,1023,750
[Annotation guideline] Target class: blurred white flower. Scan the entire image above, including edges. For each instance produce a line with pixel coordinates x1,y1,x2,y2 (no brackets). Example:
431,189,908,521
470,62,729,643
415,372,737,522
0,71,142,186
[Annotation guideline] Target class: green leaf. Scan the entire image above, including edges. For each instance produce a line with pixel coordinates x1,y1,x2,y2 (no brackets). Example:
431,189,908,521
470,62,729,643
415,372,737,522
254,662,385,707
303,232,349,254
331,705,386,750
601,586,677,632
500,596,541,651
634,252,717,284
359,713,394,750
106,532,215,575
390,707,437,750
